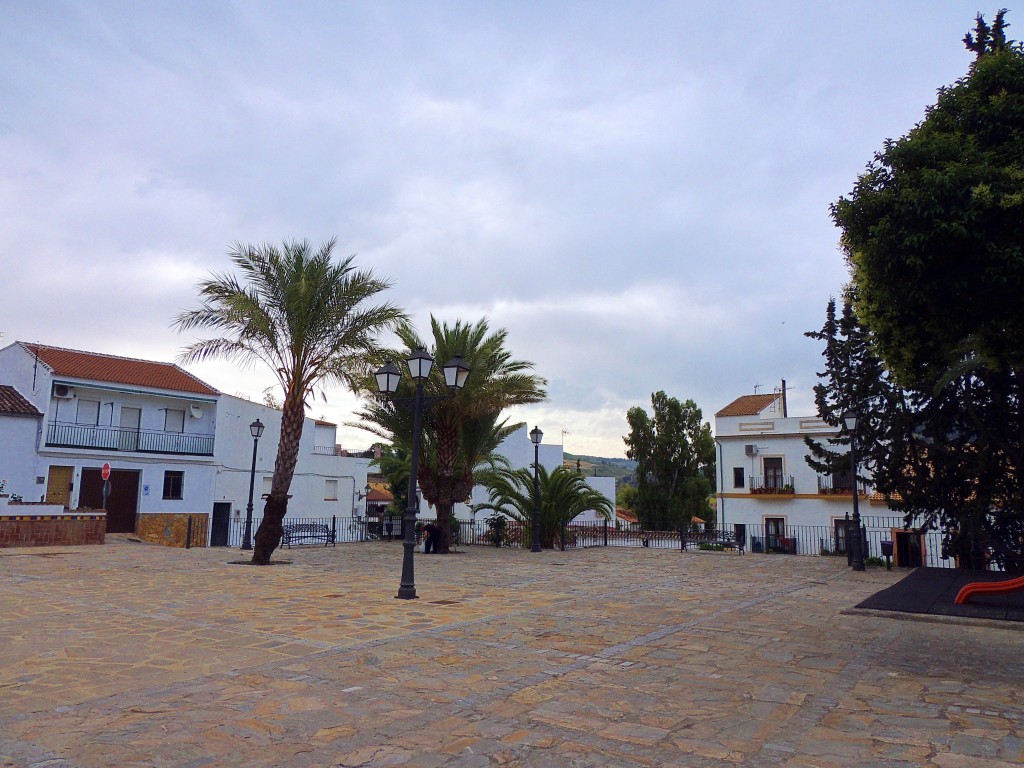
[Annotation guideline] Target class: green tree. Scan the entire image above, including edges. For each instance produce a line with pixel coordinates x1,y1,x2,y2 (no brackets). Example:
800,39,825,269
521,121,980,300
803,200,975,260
472,465,613,548
826,13,1024,569
616,483,638,511
833,11,1024,389
355,317,546,552
623,392,715,530
373,444,410,517
174,239,405,564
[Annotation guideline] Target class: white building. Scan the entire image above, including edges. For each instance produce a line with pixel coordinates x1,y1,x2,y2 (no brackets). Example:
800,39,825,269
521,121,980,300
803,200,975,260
0,342,373,546
715,392,880,552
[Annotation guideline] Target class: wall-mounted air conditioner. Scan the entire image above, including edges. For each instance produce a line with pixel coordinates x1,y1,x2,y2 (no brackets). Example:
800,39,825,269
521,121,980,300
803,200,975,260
53,384,76,399
744,444,758,456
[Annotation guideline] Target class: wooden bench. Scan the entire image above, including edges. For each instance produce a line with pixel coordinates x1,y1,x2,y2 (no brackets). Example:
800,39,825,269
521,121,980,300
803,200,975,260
281,522,336,548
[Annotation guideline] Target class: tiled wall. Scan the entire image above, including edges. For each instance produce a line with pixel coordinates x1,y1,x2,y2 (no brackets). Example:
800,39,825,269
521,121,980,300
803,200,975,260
0,514,106,547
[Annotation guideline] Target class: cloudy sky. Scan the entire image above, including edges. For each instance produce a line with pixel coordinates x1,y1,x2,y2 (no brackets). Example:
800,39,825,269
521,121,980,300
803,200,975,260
1,2,981,456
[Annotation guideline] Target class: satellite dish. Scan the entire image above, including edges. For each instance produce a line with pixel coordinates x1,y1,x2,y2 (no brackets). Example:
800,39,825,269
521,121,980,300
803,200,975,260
189,405,203,419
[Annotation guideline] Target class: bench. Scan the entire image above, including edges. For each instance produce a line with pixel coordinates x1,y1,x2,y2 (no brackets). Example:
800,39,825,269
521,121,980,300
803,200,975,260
680,530,744,553
281,522,336,548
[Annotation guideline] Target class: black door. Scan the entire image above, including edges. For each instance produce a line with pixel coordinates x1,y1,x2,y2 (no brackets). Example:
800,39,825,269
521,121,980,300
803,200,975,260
80,468,140,533
210,502,231,546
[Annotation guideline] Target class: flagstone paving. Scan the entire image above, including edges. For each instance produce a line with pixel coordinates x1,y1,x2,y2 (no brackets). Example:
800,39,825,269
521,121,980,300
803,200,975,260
1,539,1022,767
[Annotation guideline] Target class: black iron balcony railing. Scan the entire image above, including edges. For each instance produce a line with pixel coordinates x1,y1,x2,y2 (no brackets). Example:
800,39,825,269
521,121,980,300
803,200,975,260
816,475,869,495
45,422,214,456
749,475,795,494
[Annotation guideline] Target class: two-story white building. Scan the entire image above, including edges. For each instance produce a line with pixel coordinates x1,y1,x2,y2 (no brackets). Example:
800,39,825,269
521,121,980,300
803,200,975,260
0,342,374,546
715,392,874,554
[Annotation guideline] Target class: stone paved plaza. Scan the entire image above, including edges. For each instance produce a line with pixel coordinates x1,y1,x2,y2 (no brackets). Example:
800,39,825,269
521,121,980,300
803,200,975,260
1,538,1022,767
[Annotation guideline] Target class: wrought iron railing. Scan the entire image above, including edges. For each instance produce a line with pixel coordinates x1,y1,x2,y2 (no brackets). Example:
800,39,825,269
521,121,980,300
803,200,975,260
312,445,343,455
748,475,795,494
45,422,214,456
816,475,869,495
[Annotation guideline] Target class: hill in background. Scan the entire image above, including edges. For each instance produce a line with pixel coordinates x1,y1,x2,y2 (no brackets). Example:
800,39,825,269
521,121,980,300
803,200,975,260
563,453,637,485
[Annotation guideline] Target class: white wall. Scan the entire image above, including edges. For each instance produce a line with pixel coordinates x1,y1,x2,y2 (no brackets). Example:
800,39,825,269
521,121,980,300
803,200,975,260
0,414,42,501
213,395,373,524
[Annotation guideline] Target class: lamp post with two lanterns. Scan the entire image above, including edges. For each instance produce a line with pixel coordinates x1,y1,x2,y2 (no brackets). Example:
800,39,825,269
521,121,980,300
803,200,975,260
375,348,470,599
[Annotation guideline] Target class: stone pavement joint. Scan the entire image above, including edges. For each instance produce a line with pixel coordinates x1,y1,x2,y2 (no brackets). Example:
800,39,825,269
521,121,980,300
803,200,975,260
1,540,1022,767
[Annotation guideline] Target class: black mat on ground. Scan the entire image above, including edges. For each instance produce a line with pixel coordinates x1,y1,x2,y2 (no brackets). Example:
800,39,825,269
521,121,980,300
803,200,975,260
856,567,1024,622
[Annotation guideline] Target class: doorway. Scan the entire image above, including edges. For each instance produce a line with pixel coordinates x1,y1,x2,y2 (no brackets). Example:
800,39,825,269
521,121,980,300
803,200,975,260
45,465,74,506
80,468,140,533
210,502,232,547
119,407,141,451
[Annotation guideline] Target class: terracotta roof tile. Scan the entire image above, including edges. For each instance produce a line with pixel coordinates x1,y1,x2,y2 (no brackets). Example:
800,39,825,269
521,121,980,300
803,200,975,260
715,393,782,418
0,385,42,417
21,343,218,396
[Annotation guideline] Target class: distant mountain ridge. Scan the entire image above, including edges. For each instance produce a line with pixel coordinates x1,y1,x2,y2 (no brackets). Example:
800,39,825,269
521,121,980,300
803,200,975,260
563,453,636,483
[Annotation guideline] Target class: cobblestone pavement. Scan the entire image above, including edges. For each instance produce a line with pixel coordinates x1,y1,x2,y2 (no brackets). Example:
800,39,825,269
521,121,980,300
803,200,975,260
1,539,1022,767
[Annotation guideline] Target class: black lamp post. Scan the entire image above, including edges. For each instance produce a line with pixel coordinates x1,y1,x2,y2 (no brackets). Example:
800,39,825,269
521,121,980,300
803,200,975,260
530,426,543,552
843,410,865,571
241,418,265,551
375,348,470,599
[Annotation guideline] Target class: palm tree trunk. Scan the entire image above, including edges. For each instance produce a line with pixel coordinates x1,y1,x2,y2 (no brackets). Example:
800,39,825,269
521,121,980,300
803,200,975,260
252,396,305,564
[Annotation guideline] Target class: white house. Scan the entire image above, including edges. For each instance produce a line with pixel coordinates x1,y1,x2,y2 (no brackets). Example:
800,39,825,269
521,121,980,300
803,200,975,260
0,342,374,547
714,392,881,553
210,394,373,545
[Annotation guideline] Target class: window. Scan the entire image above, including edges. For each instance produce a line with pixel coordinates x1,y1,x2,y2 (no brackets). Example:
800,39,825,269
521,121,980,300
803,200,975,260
76,399,100,425
763,457,784,489
262,477,273,497
732,467,745,488
162,470,184,500
325,479,338,501
164,408,185,433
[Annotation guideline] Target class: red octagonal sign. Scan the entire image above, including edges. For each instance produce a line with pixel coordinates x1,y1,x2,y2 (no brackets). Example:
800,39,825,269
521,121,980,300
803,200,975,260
101,463,111,481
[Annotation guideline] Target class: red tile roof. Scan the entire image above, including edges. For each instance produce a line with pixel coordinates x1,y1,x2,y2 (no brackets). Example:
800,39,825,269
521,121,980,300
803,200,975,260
715,394,782,418
20,343,219,396
0,385,42,417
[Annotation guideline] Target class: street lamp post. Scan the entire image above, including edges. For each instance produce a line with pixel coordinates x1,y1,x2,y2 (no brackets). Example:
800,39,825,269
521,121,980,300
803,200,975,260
375,348,470,600
530,426,543,552
843,411,865,571
241,418,265,551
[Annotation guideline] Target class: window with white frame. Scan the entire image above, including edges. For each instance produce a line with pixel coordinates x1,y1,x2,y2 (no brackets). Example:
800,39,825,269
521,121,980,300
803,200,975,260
262,476,273,497
325,479,338,501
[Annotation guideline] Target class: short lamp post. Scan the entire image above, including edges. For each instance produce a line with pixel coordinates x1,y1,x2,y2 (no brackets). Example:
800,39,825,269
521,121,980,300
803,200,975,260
241,418,265,551
530,426,543,552
843,410,865,571
375,348,470,599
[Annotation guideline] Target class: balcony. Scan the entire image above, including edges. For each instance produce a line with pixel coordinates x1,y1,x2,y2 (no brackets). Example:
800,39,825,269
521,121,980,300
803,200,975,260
816,475,869,496
312,445,344,456
46,423,214,456
749,475,795,495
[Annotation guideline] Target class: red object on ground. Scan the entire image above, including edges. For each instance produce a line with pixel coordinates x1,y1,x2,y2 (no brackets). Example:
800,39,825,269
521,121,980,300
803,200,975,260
954,575,1024,605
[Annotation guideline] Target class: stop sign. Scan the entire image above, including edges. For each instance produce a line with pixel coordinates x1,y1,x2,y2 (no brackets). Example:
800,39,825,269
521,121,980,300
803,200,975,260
101,463,111,481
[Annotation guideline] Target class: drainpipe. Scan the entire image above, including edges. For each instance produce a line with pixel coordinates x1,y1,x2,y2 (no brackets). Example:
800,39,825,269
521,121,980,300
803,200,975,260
716,440,725,530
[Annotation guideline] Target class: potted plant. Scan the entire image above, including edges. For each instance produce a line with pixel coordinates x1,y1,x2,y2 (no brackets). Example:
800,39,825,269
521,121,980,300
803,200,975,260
485,514,508,547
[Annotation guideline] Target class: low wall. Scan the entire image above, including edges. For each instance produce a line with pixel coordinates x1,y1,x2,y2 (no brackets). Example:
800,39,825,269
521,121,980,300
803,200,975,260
0,513,106,548
136,513,209,548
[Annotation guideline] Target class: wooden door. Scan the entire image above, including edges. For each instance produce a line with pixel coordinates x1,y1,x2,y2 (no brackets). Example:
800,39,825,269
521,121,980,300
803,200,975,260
45,465,74,506
80,468,140,533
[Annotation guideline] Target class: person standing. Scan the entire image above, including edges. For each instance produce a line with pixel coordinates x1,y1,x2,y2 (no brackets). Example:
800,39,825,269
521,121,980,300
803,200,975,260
423,522,438,554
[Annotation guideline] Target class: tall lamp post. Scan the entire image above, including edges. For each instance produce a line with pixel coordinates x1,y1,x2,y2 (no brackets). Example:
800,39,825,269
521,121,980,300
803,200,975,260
530,426,543,552
843,410,865,571
375,348,470,599
241,418,265,551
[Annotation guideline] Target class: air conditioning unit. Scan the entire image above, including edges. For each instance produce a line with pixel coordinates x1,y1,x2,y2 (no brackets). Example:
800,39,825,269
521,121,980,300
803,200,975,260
744,444,758,456
53,384,76,399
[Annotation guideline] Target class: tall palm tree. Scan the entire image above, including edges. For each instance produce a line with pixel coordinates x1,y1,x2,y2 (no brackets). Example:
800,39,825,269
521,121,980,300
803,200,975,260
473,465,614,548
354,316,547,552
174,239,406,564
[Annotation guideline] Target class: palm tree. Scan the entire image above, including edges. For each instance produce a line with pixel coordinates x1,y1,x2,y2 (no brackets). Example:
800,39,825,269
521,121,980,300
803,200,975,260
473,464,614,548
174,239,406,564
354,316,547,552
